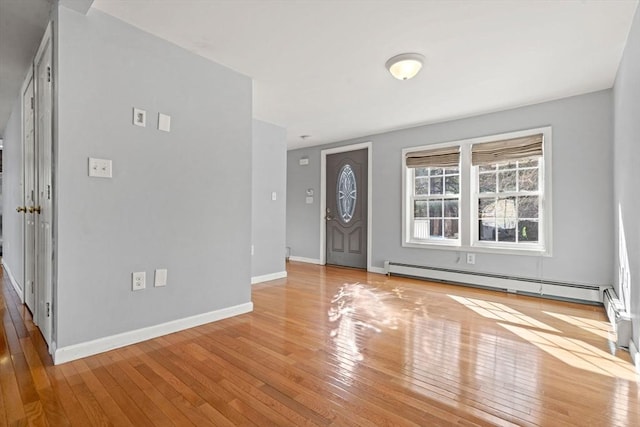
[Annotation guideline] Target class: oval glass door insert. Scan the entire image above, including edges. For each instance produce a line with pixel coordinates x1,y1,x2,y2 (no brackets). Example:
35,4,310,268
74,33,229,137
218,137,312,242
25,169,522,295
337,164,357,223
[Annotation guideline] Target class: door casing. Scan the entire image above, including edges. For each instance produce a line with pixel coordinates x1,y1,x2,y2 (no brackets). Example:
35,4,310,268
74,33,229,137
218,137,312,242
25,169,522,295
320,142,372,271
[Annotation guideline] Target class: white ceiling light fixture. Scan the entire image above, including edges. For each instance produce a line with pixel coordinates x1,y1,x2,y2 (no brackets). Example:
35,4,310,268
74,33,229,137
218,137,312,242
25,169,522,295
385,53,425,80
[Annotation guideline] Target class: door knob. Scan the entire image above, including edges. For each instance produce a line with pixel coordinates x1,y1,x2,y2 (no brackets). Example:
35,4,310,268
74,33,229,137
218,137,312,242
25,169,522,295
28,206,42,214
325,215,334,221
16,206,27,213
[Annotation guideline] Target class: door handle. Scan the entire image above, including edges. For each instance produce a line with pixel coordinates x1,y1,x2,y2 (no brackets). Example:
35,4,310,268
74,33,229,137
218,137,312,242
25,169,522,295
325,215,334,221
16,206,27,213
28,206,42,214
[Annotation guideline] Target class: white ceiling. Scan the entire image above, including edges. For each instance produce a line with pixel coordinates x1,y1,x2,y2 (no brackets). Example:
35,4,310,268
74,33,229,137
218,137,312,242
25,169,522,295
89,1,640,148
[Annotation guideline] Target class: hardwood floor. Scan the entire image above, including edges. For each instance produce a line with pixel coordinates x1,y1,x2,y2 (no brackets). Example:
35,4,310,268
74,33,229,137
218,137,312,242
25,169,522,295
1,261,638,426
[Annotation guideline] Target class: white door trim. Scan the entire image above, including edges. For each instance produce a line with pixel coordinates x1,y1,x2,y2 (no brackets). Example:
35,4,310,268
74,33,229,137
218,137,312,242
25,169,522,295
320,142,373,271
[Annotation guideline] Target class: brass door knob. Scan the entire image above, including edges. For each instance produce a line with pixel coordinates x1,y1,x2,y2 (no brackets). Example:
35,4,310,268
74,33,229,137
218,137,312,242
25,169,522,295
16,206,27,213
28,206,42,214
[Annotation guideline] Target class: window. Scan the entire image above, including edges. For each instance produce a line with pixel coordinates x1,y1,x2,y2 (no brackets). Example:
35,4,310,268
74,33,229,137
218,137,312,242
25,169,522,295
405,146,460,245
403,127,551,255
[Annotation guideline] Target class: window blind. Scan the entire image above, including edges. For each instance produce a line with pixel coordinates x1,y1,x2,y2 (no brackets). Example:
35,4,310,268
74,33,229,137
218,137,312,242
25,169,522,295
471,134,543,166
405,146,460,168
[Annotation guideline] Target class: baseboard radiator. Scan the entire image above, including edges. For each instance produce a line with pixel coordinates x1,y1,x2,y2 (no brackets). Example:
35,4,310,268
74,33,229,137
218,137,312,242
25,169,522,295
603,288,631,348
384,261,604,304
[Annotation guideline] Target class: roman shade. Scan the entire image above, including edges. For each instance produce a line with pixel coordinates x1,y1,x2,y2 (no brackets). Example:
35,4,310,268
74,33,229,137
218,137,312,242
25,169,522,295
405,146,460,168
471,134,543,166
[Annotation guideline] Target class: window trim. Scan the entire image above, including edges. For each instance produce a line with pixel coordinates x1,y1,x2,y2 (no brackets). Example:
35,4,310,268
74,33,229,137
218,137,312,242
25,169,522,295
402,127,553,256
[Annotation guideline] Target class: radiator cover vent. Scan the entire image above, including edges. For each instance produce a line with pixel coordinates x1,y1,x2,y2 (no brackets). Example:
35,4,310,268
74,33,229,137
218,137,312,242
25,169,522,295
384,261,605,304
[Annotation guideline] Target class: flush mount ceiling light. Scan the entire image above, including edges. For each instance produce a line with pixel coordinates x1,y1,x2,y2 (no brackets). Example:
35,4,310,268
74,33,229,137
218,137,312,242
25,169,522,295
385,53,425,80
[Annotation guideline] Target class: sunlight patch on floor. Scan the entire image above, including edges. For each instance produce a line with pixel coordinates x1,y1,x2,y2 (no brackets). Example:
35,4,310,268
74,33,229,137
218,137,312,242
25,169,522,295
448,294,560,332
543,311,613,340
499,323,638,381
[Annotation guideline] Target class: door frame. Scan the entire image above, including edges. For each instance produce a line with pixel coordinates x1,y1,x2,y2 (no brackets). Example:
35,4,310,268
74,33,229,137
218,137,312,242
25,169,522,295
320,142,372,271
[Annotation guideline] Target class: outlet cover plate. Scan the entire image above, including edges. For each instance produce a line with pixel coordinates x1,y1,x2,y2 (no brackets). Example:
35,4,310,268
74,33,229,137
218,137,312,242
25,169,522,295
132,272,146,291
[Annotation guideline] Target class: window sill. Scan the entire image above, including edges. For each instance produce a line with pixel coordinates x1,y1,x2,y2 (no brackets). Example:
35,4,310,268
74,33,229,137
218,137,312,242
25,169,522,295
403,240,551,257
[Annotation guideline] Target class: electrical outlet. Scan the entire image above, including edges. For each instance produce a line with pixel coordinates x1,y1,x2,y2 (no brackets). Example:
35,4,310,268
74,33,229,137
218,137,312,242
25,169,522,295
466,253,476,265
154,269,167,287
132,272,146,291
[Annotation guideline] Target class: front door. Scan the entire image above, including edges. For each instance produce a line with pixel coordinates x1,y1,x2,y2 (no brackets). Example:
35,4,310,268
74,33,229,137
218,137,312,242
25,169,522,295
326,148,367,268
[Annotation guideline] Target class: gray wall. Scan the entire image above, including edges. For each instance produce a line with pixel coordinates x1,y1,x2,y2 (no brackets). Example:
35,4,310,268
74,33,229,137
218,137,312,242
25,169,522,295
54,7,252,347
613,7,640,351
251,119,287,278
1,98,25,291
286,149,321,260
287,90,613,286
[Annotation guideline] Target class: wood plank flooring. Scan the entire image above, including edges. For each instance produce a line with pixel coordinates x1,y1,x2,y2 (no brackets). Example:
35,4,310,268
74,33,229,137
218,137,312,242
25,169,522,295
1,261,638,426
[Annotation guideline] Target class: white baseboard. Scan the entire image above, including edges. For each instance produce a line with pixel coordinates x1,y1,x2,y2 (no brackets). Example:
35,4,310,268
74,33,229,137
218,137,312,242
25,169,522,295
630,339,640,374
2,259,24,303
368,266,387,275
251,271,287,284
53,302,253,365
288,256,322,265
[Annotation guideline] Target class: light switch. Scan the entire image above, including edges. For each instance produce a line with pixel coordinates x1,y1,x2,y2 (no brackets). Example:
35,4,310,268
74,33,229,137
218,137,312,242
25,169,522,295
271,191,277,201
154,269,167,287
158,113,171,132
88,158,112,178
306,196,313,204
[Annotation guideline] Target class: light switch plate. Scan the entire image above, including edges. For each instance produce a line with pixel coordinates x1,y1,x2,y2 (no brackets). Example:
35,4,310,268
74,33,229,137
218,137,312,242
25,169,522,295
154,269,167,287
88,157,112,178
305,196,313,204
271,191,277,201
158,113,171,132
133,108,146,127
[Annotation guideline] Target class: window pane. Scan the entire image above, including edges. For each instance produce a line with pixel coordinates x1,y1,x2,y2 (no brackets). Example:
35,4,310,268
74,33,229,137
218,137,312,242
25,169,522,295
518,196,539,218
445,167,459,175
498,170,516,192
479,220,496,241
430,219,443,237
444,219,458,239
518,168,538,191
479,172,496,193
415,177,429,195
414,201,428,218
498,162,517,170
429,200,442,217
518,220,538,242
496,197,516,217
415,168,429,177
518,159,538,168
413,220,429,239
445,175,459,194
430,176,443,195
479,198,495,217
519,220,539,242
497,218,517,242
444,200,459,217
430,168,443,176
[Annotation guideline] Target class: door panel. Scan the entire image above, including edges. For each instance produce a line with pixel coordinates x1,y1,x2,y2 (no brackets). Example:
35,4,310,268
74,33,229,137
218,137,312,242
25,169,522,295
326,149,367,268
22,77,36,313
34,28,53,347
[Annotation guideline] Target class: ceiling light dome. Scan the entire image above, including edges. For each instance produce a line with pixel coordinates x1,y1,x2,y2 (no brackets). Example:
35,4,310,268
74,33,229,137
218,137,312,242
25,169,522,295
386,53,425,80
